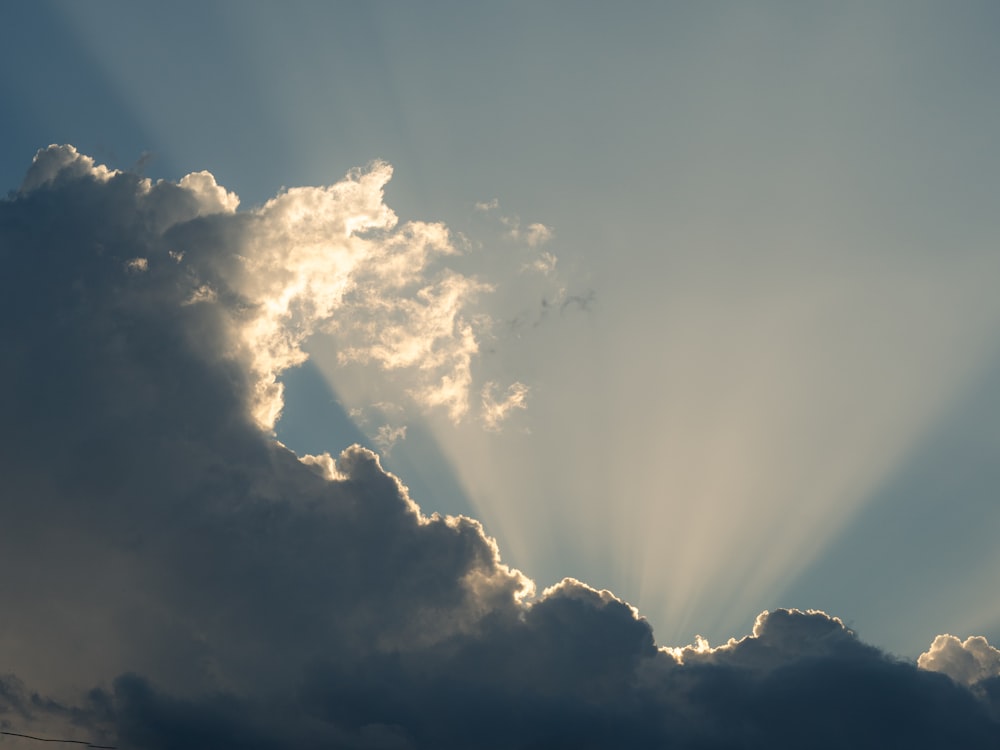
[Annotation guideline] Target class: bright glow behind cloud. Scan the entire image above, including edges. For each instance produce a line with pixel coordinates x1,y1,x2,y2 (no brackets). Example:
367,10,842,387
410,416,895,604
395,211,1000,648
154,157,528,432
3,144,1000,748
597,253,1000,642
21,147,533,436
27,144,999,661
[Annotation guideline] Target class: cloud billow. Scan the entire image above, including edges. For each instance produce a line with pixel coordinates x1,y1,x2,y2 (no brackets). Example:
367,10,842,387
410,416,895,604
0,146,998,749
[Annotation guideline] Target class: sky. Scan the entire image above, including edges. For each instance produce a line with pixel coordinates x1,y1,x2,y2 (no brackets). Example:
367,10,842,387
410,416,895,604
2,2,1000,747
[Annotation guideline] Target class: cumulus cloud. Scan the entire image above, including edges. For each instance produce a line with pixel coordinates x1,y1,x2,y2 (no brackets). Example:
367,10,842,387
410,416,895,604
16,146,512,431
919,634,1000,687
177,170,241,214
227,162,491,427
664,608,861,666
1,146,999,749
19,143,118,191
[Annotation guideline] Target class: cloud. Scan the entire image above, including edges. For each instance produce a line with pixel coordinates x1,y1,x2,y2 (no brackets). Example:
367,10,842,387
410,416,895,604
19,143,118,191
503,217,553,248
1,146,999,748
521,222,553,248
373,424,407,454
15,146,509,431
480,380,529,430
521,250,557,275
919,634,1000,687
474,196,554,247
664,608,862,667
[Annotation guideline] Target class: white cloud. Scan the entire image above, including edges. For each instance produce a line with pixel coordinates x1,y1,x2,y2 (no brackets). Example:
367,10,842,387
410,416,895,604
374,424,407,454
481,381,529,430
335,269,493,423
177,170,240,215
19,143,118,192
475,197,554,247
522,250,558,275
522,222,553,248
919,634,1000,686
222,163,512,429
504,216,553,247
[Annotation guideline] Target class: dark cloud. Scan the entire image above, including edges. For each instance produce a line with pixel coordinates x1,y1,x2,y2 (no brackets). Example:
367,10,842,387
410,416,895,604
1,147,998,749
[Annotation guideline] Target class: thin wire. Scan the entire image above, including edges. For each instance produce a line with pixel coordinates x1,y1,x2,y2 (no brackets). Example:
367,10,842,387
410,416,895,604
0,730,116,749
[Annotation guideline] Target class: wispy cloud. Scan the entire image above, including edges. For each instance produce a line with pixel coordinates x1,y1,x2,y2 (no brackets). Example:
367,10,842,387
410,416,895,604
373,423,407,454
521,250,557,275
475,196,555,247
481,381,529,430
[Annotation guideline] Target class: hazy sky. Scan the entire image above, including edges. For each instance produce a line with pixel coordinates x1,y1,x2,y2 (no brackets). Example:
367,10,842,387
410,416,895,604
3,3,1000,747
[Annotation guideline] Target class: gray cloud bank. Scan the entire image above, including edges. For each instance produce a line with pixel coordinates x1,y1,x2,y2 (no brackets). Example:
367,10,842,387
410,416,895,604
1,147,998,749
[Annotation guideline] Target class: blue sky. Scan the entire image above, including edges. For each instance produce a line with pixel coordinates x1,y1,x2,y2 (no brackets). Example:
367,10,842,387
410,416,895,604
4,0,1000,663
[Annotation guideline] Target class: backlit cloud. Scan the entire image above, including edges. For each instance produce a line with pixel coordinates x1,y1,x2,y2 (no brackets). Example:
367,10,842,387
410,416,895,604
522,249,558,275
1,147,998,748
481,380,530,431
919,634,1000,687
474,195,554,247
373,423,408,455
21,146,533,432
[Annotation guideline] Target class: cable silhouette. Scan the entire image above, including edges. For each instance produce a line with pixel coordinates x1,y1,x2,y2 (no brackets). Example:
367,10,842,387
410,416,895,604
0,730,116,749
